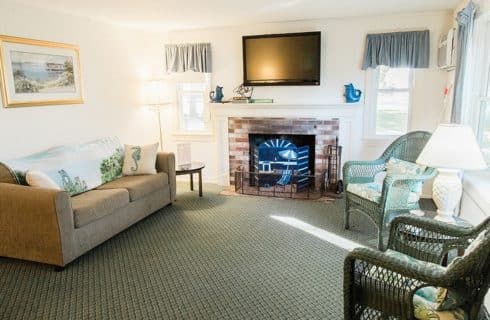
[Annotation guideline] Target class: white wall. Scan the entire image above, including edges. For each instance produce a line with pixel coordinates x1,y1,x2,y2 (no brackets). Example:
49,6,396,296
0,1,166,160
162,11,452,183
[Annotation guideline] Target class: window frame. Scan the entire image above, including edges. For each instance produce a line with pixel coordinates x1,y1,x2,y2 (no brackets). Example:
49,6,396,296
364,66,415,140
464,12,490,165
173,73,213,138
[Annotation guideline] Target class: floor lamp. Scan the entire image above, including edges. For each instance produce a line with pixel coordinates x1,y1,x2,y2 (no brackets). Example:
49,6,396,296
143,79,170,151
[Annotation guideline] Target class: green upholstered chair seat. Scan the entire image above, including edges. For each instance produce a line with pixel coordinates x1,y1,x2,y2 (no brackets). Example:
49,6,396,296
347,182,420,204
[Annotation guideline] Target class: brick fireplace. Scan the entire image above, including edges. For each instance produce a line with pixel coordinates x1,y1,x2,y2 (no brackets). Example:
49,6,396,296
228,117,340,185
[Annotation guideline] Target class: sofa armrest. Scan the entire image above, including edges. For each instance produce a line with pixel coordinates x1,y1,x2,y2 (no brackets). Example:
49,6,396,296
0,183,73,266
156,152,176,201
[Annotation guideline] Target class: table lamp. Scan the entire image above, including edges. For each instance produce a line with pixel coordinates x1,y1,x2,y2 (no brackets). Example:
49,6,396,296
416,124,487,222
142,79,171,150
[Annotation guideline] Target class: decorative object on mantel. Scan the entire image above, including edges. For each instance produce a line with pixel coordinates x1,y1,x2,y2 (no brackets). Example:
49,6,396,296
344,83,362,103
233,84,253,98
164,43,211,73
249,98,274,103
361,30,430,70
142,78,171,151
209,85,224,103
0,35,83,108
416,124,487,222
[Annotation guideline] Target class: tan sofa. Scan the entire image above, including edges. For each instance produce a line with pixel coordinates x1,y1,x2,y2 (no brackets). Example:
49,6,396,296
0,152,176,268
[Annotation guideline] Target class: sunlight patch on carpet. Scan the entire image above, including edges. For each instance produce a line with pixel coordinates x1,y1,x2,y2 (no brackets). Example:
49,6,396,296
271,215,365,251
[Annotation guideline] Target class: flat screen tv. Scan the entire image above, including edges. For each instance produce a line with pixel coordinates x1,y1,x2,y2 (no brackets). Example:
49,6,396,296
242,31,321,86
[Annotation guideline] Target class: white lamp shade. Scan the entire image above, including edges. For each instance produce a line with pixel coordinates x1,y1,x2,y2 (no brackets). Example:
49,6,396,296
416,124,487,170
142,79,170,106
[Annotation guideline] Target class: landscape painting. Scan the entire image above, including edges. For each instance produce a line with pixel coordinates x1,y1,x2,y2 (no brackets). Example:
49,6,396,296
11,51,75,94
0,35,83,107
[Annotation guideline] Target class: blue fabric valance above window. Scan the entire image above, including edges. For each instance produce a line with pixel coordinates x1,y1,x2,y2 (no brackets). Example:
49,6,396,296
164,43,212,73
362,30,430,70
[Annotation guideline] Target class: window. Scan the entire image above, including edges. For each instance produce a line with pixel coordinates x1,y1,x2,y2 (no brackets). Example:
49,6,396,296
175,73,211,134
366,66,413,137
477,28,490,164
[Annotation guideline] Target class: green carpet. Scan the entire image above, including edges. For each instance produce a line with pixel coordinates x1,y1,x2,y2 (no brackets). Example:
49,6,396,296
0,184,393,319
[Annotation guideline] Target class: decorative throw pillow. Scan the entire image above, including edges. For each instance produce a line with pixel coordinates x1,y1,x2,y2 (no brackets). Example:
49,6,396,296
5,137,123,196
386,157,426,176
122,143,159,176
26,170,61,190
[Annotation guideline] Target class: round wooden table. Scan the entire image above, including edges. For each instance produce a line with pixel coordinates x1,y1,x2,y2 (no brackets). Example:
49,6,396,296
176,162,205,197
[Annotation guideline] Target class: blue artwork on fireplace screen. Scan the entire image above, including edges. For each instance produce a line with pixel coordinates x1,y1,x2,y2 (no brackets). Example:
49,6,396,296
254,138,309,188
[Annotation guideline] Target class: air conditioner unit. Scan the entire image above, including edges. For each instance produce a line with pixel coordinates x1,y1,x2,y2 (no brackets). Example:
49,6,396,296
438,28,456,71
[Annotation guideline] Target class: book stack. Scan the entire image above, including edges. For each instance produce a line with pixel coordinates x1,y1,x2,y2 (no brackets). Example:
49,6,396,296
231,97,250,103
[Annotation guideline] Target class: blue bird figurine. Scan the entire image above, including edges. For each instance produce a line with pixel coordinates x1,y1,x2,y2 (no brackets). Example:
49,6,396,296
209,86,224,103
344,83,362,103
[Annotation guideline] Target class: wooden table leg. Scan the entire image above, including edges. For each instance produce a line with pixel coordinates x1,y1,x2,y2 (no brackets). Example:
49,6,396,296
198,169,203,197
190,173,194,191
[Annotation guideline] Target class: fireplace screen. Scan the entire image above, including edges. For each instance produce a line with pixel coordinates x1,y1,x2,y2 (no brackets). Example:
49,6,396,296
253,138,310,190
235,137,325,199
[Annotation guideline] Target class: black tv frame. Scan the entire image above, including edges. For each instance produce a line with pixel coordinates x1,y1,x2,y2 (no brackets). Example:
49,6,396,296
242,31,321,86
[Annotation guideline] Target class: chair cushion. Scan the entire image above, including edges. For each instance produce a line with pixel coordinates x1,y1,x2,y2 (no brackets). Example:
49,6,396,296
346,182,420,204
413,294,467,320
96,172,168,201
387,157,426,176
415,286,466,311
72,189,130,228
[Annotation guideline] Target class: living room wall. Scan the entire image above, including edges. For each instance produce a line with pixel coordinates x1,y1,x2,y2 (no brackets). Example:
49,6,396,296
0,1,166,160
163,11,452,184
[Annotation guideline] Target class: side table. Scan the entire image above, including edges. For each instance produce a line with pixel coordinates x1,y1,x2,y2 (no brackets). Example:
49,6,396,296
176,162,205,197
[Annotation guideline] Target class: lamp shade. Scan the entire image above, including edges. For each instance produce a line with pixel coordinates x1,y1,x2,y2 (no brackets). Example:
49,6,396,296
142,79,170,106
416,124,487,170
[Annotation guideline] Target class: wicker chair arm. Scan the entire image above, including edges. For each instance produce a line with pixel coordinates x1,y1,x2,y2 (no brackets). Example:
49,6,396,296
344,247,452,319
343,159,386,185
380,170,436,207
346,247,450,286
387,215,477,264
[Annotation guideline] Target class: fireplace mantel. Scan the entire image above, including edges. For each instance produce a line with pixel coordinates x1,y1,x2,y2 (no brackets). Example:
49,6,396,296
211,103,363,186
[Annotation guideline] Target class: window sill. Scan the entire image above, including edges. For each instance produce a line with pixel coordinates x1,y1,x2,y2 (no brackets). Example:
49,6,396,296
173,131,214,141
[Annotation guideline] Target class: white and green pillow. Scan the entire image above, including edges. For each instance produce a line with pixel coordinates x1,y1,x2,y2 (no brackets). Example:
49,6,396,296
386,157,426,176
6,137,123,196
122,143,159,176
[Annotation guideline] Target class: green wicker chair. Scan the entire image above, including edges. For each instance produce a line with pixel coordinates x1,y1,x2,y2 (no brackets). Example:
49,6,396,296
343,131,436,249
344,215,490,320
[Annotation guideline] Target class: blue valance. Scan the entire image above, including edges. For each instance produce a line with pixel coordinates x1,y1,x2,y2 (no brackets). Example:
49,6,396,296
362,30,430,70
164,43,212,73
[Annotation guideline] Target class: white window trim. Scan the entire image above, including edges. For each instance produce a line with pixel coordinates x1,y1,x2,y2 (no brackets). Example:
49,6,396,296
461,12,490,163
173,73,214,139
363,67,415,141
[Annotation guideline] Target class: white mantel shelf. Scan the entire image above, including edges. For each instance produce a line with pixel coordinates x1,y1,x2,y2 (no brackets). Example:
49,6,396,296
210,102,362,109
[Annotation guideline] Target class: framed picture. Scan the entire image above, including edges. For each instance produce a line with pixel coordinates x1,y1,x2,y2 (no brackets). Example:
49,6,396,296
0,35,83,108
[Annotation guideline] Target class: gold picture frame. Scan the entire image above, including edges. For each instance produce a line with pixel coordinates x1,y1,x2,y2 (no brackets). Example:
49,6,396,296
0,35,84,108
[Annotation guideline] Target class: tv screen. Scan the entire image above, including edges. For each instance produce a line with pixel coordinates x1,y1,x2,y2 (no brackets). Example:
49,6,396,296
242,31,321,86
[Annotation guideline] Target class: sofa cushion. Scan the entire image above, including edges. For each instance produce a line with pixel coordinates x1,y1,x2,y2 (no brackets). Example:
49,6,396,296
5,137,123,196
96,172,168,202
72,189,130,228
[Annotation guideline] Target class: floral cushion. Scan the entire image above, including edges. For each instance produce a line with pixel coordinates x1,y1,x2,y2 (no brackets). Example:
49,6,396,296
386,157,425,176
346,182,420,204
5,137,123,196
415,286,466,311
414,295,467,320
